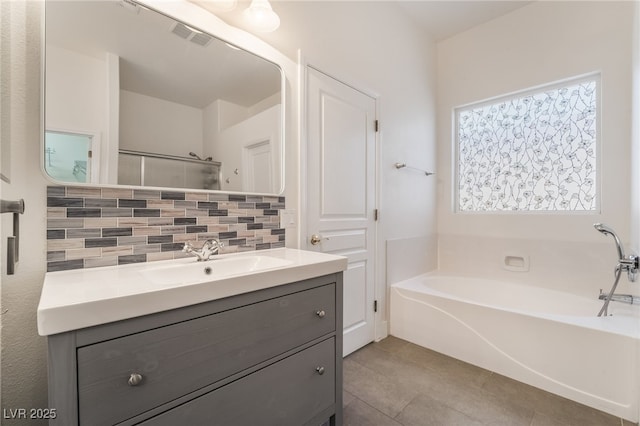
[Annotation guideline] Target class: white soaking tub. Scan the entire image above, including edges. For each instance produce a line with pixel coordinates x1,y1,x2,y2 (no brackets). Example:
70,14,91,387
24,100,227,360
390,273,640,421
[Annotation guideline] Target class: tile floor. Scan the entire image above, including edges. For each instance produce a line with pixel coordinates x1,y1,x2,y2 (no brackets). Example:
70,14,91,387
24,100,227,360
342,336,636,426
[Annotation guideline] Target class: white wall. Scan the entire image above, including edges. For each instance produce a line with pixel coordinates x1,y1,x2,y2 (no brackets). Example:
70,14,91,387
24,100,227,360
213,104,281,192
46,45,118,183
268,1,437,242
119,90,204,157
45,45,107,138
436,2,635,295
1,0,49,419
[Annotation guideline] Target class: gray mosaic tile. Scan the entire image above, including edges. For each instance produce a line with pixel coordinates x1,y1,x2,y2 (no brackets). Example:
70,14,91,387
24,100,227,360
85,238,118,248
46,186,285,271
102,228,133,237
67,228,101,239
102,208,133,217
47,230,66,240
134,189,161,199
161,191,185,200
47,251,66,261
47,218,84,229
134,209,161,217
47,197,83,207
85,198,117,208
119,199,147,208
118,254,147,265
47,186,65,197
47,259,84,272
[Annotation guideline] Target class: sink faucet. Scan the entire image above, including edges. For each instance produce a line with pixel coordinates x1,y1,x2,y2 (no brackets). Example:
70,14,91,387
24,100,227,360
183,239,224,261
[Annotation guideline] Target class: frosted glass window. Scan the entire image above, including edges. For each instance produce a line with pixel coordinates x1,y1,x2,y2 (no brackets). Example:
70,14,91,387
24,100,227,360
456,76,598,212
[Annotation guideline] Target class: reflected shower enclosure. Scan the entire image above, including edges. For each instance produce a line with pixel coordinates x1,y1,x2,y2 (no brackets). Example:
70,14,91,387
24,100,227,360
118,150,221,190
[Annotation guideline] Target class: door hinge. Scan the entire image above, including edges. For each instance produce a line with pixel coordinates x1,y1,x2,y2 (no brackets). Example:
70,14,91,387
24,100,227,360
374,120,379,132
374,300,378,313
374,209,379,221
88,150,93,159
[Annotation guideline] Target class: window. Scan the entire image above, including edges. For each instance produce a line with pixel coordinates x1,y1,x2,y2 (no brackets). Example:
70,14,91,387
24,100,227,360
456,75,599,212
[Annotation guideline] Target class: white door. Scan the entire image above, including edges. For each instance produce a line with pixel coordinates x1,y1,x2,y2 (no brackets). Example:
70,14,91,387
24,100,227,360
243,140,273,193
305,66,377,356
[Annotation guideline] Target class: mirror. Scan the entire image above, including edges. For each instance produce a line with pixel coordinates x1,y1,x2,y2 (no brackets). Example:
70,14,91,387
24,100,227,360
44,0,284,194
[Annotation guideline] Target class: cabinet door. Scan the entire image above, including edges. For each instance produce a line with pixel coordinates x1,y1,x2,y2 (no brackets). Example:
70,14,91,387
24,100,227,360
77,284,335,425
139,338,336,426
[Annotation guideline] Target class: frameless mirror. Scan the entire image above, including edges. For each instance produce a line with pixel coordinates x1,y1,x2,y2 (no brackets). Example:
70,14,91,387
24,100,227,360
44,0,283,194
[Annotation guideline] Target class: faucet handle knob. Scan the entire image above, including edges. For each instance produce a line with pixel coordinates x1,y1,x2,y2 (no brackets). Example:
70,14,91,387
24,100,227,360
182,242,194,252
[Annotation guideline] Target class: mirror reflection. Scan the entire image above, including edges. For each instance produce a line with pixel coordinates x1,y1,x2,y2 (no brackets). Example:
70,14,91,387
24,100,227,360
45,0,283,194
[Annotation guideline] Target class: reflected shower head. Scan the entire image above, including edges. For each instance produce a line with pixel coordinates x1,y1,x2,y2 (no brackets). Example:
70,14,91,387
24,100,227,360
189,152,203,160
594,223,625,260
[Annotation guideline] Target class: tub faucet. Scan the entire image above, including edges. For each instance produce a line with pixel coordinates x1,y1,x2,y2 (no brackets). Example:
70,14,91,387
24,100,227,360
598,290,638,305
183,239,224,261
593,223,638,282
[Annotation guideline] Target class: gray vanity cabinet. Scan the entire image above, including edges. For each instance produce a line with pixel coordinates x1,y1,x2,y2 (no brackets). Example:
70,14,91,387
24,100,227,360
46,273,343,426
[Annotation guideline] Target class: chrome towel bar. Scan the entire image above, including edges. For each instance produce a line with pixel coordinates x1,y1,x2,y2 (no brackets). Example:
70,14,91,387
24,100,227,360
394,162,435,176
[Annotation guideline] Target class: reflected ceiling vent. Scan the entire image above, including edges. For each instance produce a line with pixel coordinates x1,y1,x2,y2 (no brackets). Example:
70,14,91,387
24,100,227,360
170,22,213,47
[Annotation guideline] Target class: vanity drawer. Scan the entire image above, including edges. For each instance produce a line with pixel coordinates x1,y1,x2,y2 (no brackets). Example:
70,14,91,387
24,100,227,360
139,337,336,426
77,284,335,426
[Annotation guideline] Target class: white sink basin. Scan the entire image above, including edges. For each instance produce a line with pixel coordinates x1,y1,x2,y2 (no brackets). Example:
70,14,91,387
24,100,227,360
140,255,294,285
38,248,347,336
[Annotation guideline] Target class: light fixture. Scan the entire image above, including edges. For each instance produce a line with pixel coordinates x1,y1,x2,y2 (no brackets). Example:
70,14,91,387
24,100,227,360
242,0,280,33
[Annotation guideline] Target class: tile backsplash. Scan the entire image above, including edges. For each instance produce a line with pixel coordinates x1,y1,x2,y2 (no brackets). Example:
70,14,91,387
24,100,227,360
46,186,285,272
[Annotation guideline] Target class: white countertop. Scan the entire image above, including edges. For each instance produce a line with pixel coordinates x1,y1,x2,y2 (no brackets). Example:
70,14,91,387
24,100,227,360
37,248,347,336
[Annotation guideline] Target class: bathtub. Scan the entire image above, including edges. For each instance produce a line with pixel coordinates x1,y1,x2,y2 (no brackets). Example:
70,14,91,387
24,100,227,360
390,273,640,421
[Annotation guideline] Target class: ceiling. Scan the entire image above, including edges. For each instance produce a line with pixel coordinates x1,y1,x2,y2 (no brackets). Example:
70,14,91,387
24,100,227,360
394,1,534,41
46,1,282,109
200,0,534,42
45,1,534,110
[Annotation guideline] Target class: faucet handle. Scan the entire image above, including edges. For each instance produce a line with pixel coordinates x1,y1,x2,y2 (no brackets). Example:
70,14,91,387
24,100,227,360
182,241,194,253
204,238,224,249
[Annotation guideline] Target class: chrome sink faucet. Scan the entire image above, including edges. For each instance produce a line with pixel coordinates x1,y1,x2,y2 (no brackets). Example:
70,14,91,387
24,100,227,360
183,239,224,261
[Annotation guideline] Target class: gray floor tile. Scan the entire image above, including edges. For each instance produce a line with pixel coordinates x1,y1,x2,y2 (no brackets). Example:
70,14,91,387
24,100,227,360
426,379,534,426
482,372,622,426
394,340,493,390
347,344,442,395
371,335,411,354
343,356,420,418
344,337,635,426
343,398,403,426
395,393,484,426
344,390,357,408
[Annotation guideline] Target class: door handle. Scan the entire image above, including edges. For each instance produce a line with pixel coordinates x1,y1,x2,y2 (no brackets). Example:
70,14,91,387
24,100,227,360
310,234,329,245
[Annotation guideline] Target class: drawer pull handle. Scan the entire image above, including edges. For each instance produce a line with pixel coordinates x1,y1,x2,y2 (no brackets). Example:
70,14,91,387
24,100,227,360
316,310,326,318
128,373,143,386
316,366,325,375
